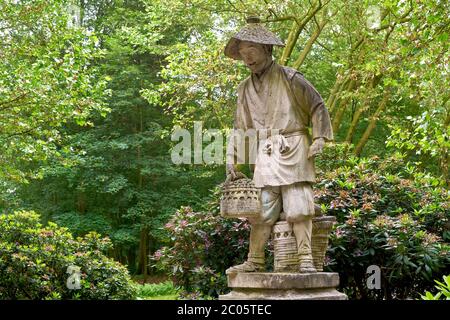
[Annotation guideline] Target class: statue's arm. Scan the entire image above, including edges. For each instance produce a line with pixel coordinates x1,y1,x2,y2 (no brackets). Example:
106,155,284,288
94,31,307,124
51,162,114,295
291,73,334,143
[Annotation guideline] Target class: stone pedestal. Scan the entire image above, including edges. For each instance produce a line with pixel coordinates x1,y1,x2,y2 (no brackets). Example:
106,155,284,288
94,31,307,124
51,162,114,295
219,272,347,300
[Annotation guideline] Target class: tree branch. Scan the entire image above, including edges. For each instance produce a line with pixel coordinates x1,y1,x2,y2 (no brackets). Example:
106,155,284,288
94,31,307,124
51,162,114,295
0,93,28,111
279,0,324,65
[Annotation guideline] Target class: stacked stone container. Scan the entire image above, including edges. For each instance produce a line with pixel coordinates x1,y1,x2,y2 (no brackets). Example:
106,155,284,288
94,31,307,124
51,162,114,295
272,213,336,272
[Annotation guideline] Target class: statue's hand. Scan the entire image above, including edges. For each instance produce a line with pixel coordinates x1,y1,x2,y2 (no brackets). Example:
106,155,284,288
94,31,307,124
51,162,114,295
308,137,325,159
225,164,247,183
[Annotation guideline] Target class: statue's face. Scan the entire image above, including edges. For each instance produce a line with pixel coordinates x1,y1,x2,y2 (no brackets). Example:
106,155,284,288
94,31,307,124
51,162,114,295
238,41,271,74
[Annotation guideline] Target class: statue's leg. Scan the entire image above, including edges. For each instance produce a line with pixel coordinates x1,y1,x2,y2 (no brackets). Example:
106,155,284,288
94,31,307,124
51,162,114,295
282,182,317,273
226,186,281,274
292,218,316,273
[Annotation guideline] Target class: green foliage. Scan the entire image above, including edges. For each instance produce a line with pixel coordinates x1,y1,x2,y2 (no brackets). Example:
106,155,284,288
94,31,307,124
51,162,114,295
315,142,355,174
421,275,450,300
52,211,113,236
8,0,226,274
315,151,450,299
0,211,136,299
387,109,450,182
135,281,179,300
0,0,109,183
141,31,246,129
2,0,449,298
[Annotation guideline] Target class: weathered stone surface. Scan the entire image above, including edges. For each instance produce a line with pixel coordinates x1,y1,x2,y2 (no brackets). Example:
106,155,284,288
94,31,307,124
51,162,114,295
219,272,347,300
219,288,347,300
227,272,339,289
220,178,261,219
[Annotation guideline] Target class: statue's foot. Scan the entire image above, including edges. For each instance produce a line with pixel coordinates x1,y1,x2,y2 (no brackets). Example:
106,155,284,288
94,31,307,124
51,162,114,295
226,261,265,274
299,255,317,273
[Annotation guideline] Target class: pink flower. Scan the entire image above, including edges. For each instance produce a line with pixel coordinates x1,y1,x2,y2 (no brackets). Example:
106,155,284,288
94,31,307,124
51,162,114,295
335,228,344,238
153,250,162,260
346,217,356,226
165,222,174,230
180,220,188,227
40,230,54,237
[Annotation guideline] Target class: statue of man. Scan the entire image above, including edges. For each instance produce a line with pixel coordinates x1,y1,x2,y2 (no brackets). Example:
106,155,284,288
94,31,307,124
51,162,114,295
224,17,333,273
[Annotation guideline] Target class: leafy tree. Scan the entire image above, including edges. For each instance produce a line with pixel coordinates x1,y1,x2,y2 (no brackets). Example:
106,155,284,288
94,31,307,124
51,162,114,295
0,0,109,184
13,0,226,280
3,0,448,288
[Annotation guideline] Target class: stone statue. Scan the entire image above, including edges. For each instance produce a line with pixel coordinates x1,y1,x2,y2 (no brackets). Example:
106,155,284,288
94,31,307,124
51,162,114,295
224,17,334,274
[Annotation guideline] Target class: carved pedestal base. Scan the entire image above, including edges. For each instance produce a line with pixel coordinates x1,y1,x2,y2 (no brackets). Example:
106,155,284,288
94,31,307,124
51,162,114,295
219,272,347,300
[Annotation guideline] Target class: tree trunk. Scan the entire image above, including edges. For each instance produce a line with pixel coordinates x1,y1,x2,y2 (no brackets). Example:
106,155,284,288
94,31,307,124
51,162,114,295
279,1,322,65
332,79,357,133
136,100,148,280
328,76,350,114
345,75,383,142
354,91,390,156
344,103,363,143
128,248,137,274
76,191,86,214
292,17,328,69
441,110,450,185
279,20,301,66
326,77,344,112
138,227,149,281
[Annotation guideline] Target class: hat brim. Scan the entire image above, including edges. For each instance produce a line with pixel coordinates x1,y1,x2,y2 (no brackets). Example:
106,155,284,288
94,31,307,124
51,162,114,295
224,38,285,60
224,38,244,60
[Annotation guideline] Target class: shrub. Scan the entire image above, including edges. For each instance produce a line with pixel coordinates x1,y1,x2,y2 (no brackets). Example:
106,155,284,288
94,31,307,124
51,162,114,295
421,275,450,300
151,187,253,298
316,154,449,299
0,211,137,299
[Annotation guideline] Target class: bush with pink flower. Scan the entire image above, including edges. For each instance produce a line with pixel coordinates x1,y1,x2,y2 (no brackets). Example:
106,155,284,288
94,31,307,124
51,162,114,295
0,211,136,299
316,146,449,299
151,187,254,298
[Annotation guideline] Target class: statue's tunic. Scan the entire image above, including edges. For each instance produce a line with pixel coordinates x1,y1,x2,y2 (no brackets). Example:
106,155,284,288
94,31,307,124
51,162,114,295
228,62,333,189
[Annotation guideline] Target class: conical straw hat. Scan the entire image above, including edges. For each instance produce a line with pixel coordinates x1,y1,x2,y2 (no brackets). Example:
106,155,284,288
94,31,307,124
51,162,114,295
224,16,285,60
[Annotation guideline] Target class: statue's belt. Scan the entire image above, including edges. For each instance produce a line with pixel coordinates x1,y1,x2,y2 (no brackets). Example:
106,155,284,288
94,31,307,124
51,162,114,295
257,129,308,155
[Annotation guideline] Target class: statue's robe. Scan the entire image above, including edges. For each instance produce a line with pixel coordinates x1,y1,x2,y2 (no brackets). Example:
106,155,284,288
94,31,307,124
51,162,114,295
227,61,333,188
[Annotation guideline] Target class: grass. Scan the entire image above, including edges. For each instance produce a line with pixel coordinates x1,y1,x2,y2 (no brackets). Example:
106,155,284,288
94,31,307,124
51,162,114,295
144,294,179,300
135,280,179,300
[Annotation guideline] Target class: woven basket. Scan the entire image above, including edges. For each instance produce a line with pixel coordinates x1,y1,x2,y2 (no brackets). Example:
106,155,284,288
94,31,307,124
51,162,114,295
273,221,298,272
220,178,261,219
272,216,336,272
311,216,336,272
